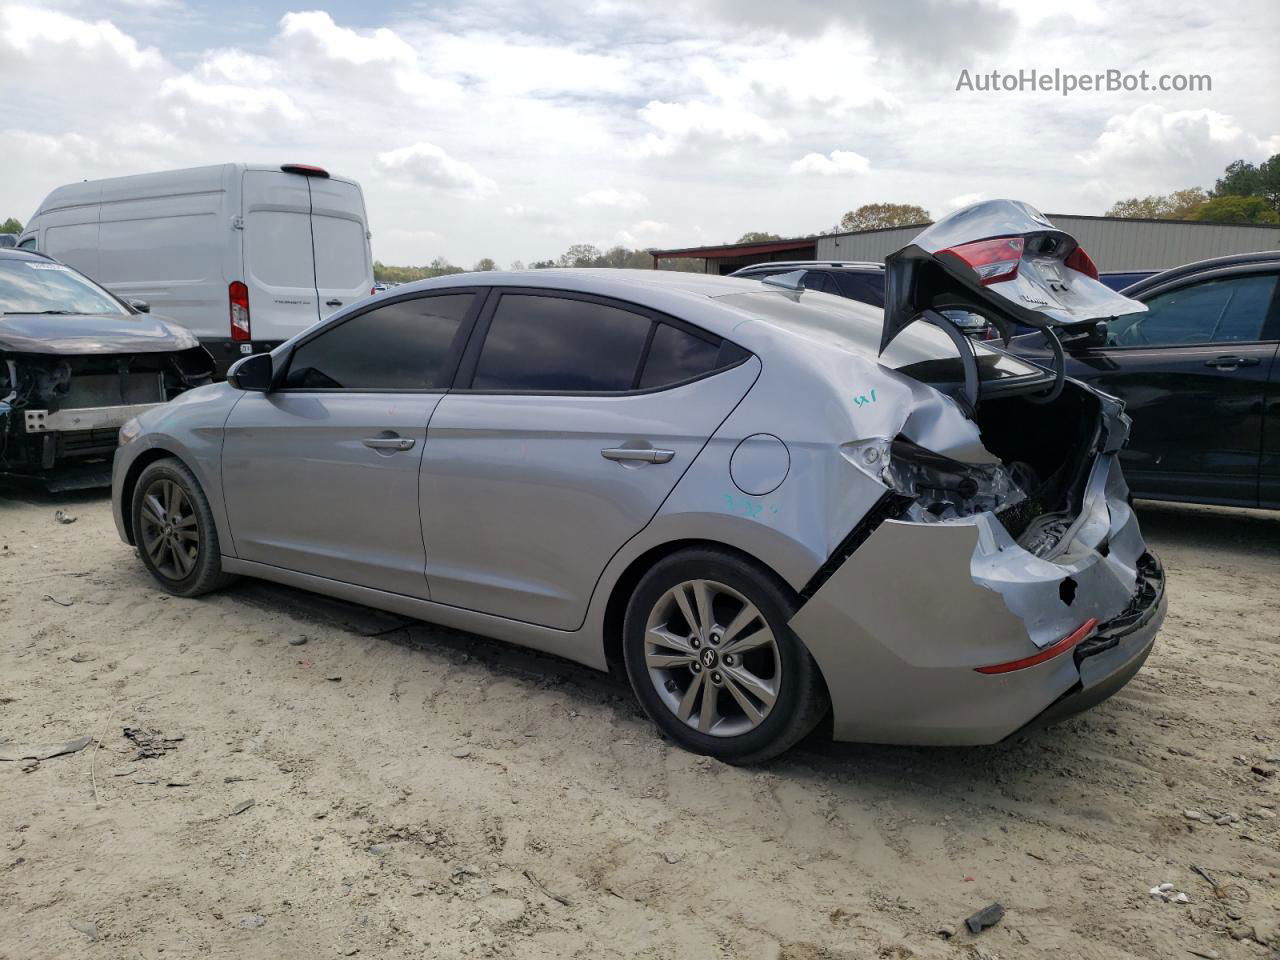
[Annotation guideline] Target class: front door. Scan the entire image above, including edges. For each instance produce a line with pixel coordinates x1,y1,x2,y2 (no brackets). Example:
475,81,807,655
421,290,759,630
1065,270,1280,506
221,291,479,594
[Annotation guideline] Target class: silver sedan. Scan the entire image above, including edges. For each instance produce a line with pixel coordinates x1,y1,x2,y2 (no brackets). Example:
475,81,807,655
112,202,1166,762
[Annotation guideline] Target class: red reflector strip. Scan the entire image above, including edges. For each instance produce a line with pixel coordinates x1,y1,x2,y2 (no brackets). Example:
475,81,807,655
974,618,1099,675
281,163,330,178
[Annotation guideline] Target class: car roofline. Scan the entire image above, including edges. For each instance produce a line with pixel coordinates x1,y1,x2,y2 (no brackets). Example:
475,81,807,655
731,261,885,273
1121,250,1280,296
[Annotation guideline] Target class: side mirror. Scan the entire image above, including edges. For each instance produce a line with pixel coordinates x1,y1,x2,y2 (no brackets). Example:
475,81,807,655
1063,321,1108,351
125,298,151,313
227,353,274,392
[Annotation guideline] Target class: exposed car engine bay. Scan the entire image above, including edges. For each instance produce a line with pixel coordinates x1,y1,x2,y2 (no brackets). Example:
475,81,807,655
0,347,213,475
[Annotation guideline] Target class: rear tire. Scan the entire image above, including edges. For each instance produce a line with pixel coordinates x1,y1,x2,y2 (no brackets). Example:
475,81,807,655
130,458,235,597
622,548,829,764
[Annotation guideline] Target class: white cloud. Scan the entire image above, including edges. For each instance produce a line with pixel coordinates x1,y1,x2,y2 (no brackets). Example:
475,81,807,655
1077,105,1280,191
503,204,564,225
0,4,162,71
2,1,1276,269
278,11,417,68
628,220,670,236
788,150,870,176
631,100,789,158
614,219,671,246
375,142,498,196
575,189,649,210
161,75,304,124
944,192,986,211
275,10,457,100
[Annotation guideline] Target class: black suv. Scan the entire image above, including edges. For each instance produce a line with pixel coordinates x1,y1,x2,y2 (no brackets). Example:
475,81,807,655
1011,250,1280,509
729,261,886,306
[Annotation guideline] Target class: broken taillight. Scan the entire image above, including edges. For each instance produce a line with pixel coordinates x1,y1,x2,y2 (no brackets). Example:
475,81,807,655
939,236,1024,286
974,618,1099,674
229,281,251,342
1064,246,1100,280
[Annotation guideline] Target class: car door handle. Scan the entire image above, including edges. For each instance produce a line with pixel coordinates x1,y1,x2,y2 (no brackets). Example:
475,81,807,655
1203,356,1260,369
601,447,675,464
363,437,415,451
325,299,343,307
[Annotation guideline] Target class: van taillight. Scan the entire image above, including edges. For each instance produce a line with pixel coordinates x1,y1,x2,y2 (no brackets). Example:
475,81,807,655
939,236,1024,286
229,281,251,342
1065,246,1100,280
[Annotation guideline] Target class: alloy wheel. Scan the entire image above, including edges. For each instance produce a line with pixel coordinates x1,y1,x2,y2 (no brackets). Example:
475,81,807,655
644,578,782,737
138,478,200,581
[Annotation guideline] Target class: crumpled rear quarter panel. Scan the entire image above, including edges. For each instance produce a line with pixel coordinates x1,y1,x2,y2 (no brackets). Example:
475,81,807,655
789,454,1150,745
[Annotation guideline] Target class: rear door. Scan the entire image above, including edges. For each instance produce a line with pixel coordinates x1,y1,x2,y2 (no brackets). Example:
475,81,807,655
309,175,373,322
222,291,479,595
420,290,758,630
1064,270,1280,506
241,170,322,342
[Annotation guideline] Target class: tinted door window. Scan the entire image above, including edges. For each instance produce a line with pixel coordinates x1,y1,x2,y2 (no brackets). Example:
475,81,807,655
1108,274,1278,347
801,271,836,294
833,271,885,307
285,293,473,389
639,323,723,388
472,295,651,391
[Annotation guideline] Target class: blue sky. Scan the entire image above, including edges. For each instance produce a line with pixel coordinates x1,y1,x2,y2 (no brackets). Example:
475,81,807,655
2,0,1277,266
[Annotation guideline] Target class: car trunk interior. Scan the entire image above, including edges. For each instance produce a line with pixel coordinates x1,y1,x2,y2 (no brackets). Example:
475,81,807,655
973,384,1104,554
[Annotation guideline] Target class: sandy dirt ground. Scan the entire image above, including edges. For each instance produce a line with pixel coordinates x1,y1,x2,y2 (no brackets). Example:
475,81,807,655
1,486,1277,960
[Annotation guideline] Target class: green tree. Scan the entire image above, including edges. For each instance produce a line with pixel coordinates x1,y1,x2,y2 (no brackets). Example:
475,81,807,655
372,257,465,283
1211,154,1280,212
1105,187,1208,220
1254,154,1280,211
473,257,497,271
0,217,22,234
1214,159,1262,200
837,203,931,232
1190,195,1280,224
557,243,603,268
736,231,782,243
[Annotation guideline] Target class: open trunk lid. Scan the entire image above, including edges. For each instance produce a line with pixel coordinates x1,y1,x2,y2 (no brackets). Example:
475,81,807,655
882,199,1146,352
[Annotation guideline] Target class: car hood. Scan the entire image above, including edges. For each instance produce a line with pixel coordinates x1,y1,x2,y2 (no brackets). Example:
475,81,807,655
0,312,199,355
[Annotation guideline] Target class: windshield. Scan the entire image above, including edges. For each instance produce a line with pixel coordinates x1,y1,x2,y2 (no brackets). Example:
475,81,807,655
712,289,1043,382
0,259,130,316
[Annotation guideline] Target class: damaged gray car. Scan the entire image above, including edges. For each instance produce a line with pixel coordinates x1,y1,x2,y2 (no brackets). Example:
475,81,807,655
111,200,1166,762
0,249,214,489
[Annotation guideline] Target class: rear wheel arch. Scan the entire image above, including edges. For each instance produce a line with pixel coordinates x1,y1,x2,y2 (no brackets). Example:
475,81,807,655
617,543,831,762
602,539,803,675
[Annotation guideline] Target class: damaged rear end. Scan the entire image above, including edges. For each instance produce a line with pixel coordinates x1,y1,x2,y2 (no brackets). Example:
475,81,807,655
789,201,1166,745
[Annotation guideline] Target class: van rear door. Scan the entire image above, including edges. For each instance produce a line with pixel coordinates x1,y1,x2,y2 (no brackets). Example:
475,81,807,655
241,170,321,343
309,175,373,322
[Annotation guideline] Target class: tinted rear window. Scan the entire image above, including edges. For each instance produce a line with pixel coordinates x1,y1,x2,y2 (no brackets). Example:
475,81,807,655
639,323,723,388
472,295,651,391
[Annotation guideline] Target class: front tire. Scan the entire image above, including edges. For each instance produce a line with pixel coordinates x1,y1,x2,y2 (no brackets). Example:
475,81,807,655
622,548,829,764
130,458,234,597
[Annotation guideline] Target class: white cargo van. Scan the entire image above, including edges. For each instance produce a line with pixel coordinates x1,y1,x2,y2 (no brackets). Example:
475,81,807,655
20,163,374,374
